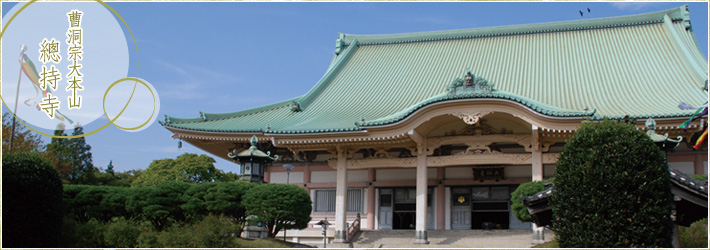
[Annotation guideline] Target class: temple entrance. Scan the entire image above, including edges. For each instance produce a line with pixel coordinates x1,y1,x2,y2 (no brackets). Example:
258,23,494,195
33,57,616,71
452,185,514,230
379,187,433,230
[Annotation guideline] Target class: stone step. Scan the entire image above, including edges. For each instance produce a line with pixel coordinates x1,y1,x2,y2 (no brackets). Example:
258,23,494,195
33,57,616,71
351,230,549,248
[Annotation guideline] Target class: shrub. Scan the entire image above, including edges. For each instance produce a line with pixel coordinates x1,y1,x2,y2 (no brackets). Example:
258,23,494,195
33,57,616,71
243,184,312,238
63,184,93,222
679,218,708,248
2,152,64,247
136,228,161,248
510,179,552,223
103,218,141,248
551,120,674,247
155,215,240,248
74,219,107,248
60,217,80,247
101,186,133,220
127,181,190,230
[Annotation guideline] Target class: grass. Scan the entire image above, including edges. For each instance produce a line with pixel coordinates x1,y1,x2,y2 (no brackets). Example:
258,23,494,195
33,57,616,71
532,239,559,248
234,237,310,248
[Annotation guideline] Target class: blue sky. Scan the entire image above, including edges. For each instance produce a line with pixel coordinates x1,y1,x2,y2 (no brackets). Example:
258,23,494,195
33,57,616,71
2,1,708,173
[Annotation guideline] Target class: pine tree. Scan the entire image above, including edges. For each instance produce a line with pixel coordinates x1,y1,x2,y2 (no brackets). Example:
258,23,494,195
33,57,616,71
46,124,97,184
106,160,116,175
70,126,96,185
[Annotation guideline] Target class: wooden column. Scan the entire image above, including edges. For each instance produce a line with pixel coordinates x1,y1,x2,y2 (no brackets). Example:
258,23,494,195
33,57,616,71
531,124,545,244
334,146,348,243
436,167,446,230
410,130,429,244
367,168,376,229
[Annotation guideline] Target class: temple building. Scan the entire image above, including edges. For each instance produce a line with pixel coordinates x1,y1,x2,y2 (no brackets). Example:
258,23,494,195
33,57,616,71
161,6,708,244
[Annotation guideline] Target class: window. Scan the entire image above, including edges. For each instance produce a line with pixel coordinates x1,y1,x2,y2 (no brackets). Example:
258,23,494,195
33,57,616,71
313,189,363,213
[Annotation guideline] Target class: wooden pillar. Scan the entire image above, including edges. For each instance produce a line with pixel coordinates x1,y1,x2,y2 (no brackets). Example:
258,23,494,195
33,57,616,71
303,163,311,184
410,130,429,244
367,168,376,229
334,146,348,243
531,125,545,244
436,168,445,230
531,125,544,181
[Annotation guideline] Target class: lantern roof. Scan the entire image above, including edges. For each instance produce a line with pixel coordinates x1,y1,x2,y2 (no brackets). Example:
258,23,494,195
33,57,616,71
228,135,279,162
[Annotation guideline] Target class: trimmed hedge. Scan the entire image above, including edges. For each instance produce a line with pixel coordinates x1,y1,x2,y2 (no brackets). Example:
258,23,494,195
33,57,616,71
510,179,551,222
2,152,64,247
552,120,674,247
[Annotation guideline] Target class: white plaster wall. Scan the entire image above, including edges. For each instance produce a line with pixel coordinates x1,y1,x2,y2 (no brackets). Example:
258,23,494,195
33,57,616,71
377,169,416,181
445,167,472,180
270,172,304,184
348,170,368,182
311,171,336,183
504,165,530,179
669,162,694,174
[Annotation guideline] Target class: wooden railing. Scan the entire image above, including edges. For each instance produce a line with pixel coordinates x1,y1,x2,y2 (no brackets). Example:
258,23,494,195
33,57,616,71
346,213,361,243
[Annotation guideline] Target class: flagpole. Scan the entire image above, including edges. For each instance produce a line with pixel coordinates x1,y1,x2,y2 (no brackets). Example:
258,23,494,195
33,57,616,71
10,46,26,153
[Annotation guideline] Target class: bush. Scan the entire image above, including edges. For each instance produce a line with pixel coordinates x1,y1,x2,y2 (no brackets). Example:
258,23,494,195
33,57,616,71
156,215,240,248
510,179,552,222
127,181,190,230
2,152,64,247
243,184,312,238
63,184,92,222
679,218,708,248
136,228,161,248
103,218,141,248
74,219,107,247
551,120,674,247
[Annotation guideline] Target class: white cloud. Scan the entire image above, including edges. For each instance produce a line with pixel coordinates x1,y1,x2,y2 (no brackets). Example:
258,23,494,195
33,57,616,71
609,2,665,12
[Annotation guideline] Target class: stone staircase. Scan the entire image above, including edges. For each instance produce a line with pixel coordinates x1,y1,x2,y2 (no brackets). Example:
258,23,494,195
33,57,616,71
349,230,542,248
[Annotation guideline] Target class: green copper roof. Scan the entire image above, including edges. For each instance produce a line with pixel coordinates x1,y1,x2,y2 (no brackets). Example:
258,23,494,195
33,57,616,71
162,5,708,134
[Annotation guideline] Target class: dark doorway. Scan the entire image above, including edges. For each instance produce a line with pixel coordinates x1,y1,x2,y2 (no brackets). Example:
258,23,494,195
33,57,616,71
472,211,510,229
393,211,416,229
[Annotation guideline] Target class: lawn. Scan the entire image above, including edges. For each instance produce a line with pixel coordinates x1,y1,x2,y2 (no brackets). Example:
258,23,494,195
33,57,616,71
235,238,313,248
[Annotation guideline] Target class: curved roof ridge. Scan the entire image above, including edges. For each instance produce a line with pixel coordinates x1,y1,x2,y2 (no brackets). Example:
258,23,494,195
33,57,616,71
340,5,690,46
295,39,360,110
358,90,597,127
162,96,301,125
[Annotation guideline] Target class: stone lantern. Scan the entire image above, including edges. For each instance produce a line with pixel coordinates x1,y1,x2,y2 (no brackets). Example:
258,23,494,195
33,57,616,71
228,135,278,183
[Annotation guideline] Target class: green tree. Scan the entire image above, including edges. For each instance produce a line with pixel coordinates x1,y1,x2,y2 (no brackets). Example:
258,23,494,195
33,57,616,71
63,185,93,223
204,182,256,224
47,124,97,184
551,120,674,248
101,186,133,220
183,182,256,224
111,169,143,187
510,179,552,223
243,184,312,238
182,182,219,221
2,152,64,247
132,153,225,187
127,181,190,231
2,113,44,153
